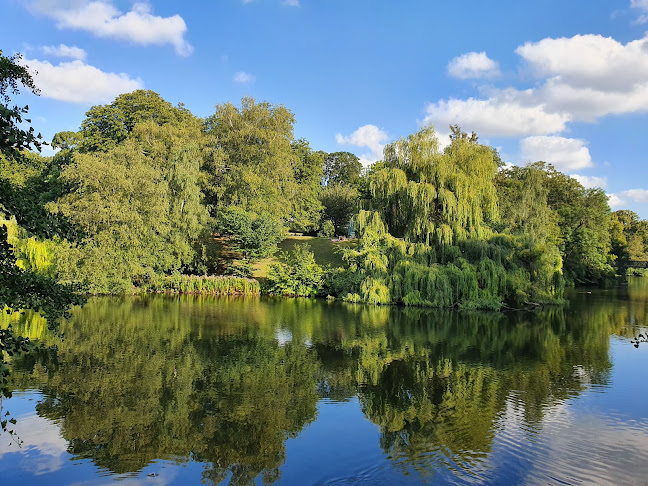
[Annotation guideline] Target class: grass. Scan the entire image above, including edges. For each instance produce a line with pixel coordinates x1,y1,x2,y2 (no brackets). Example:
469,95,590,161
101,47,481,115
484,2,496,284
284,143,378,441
252,235,356,279
200,235,356,279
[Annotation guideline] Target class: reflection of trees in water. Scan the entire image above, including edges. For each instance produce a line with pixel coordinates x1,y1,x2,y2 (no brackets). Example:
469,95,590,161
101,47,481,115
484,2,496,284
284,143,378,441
3,282,646,482
6,296,320,484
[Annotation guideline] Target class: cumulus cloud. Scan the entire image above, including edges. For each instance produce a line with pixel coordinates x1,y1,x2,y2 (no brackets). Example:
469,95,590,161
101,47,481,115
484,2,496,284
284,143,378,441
516,34,648,91
447,51,499,79
336,124,389,166
619,188,648,203
424,32,648,138
519,136,592,172
233,71,255,83
23,58,143,103
26,1,192,56
571,174,608,189
608,193,625,208
41,43,86,60
424,94,570,137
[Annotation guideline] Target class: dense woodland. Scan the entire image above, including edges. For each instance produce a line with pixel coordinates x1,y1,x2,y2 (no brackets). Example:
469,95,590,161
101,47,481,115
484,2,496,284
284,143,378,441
2,51,648,319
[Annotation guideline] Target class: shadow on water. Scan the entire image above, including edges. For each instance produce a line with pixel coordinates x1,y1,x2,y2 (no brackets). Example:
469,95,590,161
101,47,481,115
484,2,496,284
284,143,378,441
1,277,647,484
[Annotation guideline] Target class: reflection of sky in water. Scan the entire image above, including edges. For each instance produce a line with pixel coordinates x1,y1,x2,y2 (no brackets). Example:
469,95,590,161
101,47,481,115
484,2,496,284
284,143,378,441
2,342,648,485
0,392,194,485
0,391,67,475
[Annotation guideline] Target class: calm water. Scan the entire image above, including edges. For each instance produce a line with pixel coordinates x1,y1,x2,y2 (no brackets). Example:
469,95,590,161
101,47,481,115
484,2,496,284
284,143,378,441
1,279,648,485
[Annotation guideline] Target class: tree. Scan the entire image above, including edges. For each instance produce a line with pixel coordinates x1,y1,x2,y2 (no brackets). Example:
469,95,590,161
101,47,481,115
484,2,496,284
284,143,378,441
77,90,194,152
0,51,44,159
267,244,324,296
319,184,358,236
203,97,298,222
535,163,613,284
289,139,324,233
217,206,286,261
370,124,499,246
609,210,648,263
323,151,362,188
0,52,84,431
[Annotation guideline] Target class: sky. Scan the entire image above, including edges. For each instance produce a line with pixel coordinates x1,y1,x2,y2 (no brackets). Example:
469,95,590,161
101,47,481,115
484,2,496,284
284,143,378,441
2,0,648,217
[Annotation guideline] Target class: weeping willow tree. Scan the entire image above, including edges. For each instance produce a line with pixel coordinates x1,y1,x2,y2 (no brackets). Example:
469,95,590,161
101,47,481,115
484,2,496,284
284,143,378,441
370,125,498,246
340,125,564,309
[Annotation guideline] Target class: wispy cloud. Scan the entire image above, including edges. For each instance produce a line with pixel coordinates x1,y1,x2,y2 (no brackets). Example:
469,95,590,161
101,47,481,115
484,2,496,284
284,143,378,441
233,71,255,84
41,44,87,60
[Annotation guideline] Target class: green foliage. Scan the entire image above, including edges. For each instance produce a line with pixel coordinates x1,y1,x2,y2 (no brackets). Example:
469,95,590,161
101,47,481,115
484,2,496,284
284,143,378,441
610,210,648,263
370,125,498,246
289,139,324,232
0,51,44,159
333,125,566,309
1,216,56,276
144,274,260,294
267,244,324,296
319,184,358,235
217,206,286,260
48,95,210,293
318,220,335,238
0,53,85,417
323,151,362,188
203,97,300,222
78,90,195,152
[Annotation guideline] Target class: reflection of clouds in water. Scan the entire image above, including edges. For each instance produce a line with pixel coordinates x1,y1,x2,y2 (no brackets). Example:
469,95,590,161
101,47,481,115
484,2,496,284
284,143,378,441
480,393,648,485
1,393,178,484
0,403,67,475
275,328,293,347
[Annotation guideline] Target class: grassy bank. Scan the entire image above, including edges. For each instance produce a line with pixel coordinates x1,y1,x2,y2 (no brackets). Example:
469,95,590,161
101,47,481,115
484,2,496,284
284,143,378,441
252,235,356,279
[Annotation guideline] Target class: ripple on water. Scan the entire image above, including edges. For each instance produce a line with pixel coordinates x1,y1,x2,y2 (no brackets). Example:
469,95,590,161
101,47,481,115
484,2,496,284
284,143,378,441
485,393,648,485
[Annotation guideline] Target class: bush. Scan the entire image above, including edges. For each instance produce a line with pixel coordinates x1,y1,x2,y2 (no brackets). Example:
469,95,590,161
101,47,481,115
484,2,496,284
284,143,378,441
318,220,335,238
266,243,323,297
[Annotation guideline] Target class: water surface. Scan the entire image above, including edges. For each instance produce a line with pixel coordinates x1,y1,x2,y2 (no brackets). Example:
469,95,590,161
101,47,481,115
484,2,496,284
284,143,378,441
1,279,647,485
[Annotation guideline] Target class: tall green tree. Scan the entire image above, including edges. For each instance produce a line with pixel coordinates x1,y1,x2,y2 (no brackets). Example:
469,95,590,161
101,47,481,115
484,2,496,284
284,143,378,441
319,184,358,235
203,97,298,222
78,90,194,152
369,124,499,246
323,151,362,188
289,139,324,233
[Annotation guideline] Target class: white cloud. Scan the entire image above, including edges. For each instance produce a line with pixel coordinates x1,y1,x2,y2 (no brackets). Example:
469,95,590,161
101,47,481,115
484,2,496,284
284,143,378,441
233,71,255,83
24,58,143,103
608,193,625,208
26,1,192,56
336,124,389,166
447,51,499,79
519,136,592,172
631,0,648,23
516,34,648,91
282,0,300,6
619,188,648,203
41,44,86,60
424,94,570,137
571,174,608,189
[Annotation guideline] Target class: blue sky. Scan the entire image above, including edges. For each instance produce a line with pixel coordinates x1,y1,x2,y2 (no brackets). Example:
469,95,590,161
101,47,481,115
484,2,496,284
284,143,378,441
2,0,648,217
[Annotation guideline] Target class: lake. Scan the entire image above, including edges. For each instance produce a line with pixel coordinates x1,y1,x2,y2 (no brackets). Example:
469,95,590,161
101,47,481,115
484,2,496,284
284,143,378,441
1,279,647,485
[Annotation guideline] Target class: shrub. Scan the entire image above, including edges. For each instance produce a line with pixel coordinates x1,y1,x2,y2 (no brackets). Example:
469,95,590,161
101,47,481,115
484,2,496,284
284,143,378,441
267,243,323,297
